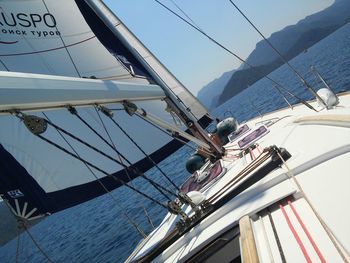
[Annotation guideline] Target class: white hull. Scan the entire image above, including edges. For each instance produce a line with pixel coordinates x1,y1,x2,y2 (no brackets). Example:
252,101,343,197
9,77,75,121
128,92,350,262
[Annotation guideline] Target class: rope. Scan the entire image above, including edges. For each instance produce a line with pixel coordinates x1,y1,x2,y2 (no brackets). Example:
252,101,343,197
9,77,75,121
42,113,146,238
75,107,176,199
276,152,349,262
0,36,95,57
38,132,168,208
93,108,156,230
209,148,271,202
227,0,326,108
267,208,286,262
21,222,54,263
0,59,9,71
15,226,21,263
143,207,155,229
169,0,203,31
93,107,132,178
41,115,174,200
14,112,168,209
100,106,180,191
154,0,317,112
67,107,130,165
135,113,208,154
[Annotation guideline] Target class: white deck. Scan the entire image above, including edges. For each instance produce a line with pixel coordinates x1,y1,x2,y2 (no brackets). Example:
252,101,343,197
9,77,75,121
129,93,350,262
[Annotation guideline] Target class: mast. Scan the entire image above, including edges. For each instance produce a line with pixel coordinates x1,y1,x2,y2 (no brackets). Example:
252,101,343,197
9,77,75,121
84,0,223,157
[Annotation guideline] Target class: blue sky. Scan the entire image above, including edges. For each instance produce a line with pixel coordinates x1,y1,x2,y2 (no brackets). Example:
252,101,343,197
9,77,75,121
105,0,334,95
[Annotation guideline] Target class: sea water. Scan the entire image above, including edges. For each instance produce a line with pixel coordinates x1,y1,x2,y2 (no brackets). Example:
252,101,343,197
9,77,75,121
1,23,350,263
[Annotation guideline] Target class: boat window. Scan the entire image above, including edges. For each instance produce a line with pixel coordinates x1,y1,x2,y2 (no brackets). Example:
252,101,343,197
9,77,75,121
186,227,241,263
180,161,225,193
237,125,269,148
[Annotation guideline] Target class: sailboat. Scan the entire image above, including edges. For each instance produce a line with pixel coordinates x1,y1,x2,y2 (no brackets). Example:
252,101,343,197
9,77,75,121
0,0,215,248
1,1,350,262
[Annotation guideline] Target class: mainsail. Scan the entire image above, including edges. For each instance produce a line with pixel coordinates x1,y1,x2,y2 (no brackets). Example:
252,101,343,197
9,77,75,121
0,0,212,230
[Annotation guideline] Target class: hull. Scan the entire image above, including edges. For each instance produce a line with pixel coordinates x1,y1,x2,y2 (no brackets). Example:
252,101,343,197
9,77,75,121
128,92,350,262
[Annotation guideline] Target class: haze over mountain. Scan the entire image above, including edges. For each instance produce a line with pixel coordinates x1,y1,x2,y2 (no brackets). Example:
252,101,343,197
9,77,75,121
197,70,234,109
197,0,350,109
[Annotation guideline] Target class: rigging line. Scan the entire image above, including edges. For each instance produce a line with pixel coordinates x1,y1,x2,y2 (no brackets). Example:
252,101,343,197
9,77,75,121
101,107,180,191
169,0,203,31
67,106,130,165
98,74,148,81
272,85,293,109
40,134,167,208
227,0,327,108
42,112,146,238
20,124,168,209
135,113,197,151
0,22,118,56
93,107,157,229
21,222,54,263
15,224,21,263
41,116,174,200
276,152,350,262
90,109,177,198
0,36,96,57
0,59,9,71
93,108,129,168
154,0,317,112
81,64,125,75
276,85,317,111
41,0,81,77
94,107,170,189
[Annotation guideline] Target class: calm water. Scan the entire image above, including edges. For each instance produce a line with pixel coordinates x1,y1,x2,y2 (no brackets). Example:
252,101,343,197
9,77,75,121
1,23,350,263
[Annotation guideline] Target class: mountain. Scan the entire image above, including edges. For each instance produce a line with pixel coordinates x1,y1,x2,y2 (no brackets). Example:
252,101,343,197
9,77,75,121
216,0,350,106
197,69,234,109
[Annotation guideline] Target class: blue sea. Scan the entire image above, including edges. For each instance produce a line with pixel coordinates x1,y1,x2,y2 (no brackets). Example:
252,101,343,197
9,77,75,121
1,23,350,263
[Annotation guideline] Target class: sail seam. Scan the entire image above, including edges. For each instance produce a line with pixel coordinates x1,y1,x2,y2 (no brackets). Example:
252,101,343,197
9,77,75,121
41,0,81,77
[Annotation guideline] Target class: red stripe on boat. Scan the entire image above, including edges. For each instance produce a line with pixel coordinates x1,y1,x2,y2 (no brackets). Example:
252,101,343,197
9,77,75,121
279,204,312,263
288,201,327,263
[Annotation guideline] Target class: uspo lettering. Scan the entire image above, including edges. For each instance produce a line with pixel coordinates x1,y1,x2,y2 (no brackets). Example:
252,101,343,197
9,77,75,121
0,12,56,28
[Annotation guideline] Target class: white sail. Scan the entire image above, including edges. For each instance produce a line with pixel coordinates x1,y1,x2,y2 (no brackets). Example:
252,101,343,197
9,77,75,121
85,0,209,123
0,0,212,230
0,0,210,123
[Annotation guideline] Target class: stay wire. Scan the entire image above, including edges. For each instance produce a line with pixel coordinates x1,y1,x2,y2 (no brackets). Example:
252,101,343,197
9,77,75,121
42,112,146,238
154,0,317,112
135,113,197,152
169,0,203,31
67,107,130,165
14,113,168,209
22,222,54,263
39,132,167,209
227,0,326,107
0,59,9,71
135,113,216,158
100,106,180,191
15,224,21,263
93,107,133,179
93,107,156,230
93,107,171,190
42,115,175,200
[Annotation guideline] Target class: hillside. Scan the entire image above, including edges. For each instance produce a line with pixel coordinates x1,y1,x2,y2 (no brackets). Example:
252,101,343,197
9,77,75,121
197,70,234,109
215,0,350,106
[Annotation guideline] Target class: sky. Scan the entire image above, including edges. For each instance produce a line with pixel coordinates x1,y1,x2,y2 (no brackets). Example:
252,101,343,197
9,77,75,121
105,0,334,95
